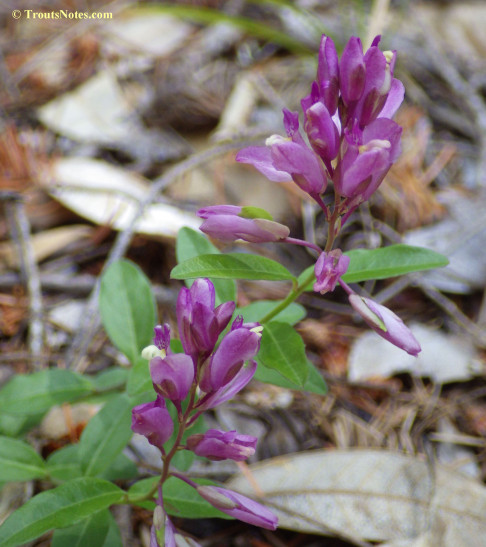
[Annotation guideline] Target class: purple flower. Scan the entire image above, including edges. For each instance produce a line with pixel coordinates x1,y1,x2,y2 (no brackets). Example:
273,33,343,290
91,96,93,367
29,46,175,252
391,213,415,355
150,353,195,402
153,324,170,352
177,278,235,361
340,36,366,106
333,118,402,200
197,360,257,411
199,326,262,393
131,395,174,451
301,89,340,170
197,205,290,243
348,294,421,356
163,516,176,547
314,249,350,294
236,109,328,196
196,486,278,530
141,324,171,361
316,34,340,115
339,35,404,129
187,429,257,461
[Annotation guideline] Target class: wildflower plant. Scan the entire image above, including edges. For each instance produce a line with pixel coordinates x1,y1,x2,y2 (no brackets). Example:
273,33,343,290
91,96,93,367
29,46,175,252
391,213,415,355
0,34,448,547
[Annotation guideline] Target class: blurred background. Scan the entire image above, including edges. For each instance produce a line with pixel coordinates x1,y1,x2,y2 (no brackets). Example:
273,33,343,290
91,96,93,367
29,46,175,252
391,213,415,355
1,1,486,545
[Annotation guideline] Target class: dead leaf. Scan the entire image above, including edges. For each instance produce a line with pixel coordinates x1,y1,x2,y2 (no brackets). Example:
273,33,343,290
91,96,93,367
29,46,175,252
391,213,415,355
0,224,92,271
102,12,192,56
347,323,482,384
40,157,200,238
226,448,486,545
404,191,486,293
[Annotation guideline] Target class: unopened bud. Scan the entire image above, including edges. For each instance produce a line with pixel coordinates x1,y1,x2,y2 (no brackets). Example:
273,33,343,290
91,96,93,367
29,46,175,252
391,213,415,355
153,505,165,531
197,486,238,509
348,294,386,331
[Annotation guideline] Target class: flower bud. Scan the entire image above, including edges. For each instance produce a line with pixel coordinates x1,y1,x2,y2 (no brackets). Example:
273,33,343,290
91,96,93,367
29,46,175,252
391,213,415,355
177,278,235,361
198,205,290,243
196,486,278,530
348,294,421,356
340,36,365,105
187,429,257,461
314,249,350,294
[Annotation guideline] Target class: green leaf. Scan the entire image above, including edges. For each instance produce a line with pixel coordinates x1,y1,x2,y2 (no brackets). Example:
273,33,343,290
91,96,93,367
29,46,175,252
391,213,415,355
239,206,273,220
100,259,156,363
47,445,82,483
102,512,123,547
92,367,128,392
172,253,296,282
176,227,236,304
0,478,125,547
169,339,184,354
343,245,449,283
126,356,152,396
164,477,232,519
0,369,93,416
237,300,306,325
51,509,112,547
299,244,449,290
254,359,327,395
256,322,310,387
126,476,158,506
100,453,137,481
78,395,133,477
0,412,44,437
0,436,47,482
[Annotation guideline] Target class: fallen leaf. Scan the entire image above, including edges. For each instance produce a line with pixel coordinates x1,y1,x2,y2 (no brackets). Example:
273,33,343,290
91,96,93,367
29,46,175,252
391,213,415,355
40,157,200,238
0,225,93,271
102,12,192,56
347,323,482,384
226,448,486,545
37,71,135,144
404,191,486,293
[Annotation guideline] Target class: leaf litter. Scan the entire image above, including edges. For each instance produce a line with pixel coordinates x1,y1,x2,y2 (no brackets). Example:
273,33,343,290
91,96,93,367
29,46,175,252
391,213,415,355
1,1,486,546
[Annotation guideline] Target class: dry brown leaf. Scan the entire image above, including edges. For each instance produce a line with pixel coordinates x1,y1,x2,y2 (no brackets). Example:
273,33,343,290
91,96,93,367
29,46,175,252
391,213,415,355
0,224,93,271
226,448,486,545
40,157,200,238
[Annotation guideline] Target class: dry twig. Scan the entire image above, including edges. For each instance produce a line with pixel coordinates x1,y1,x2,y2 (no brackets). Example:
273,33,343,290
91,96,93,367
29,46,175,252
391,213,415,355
2,192,44,367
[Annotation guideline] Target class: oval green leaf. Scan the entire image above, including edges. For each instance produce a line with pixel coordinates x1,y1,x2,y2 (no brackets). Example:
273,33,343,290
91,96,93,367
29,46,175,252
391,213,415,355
176,227,236,304
51,509,113,547
78,394,133,477
47,444,82,483
171,253,295,282
0,369,93,416
254,359,327,395
0,436,47,482
100,259,156,363
256,322,310,387
237,300,306,325
0,478,125,547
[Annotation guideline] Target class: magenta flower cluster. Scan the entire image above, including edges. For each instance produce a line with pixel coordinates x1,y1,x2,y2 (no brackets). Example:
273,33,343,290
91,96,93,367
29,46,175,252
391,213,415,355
196,34,421,357
236,35,403,207
131,279,277,544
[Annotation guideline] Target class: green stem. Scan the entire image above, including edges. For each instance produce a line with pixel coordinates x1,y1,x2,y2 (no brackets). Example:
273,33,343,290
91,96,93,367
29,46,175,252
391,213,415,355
259,269,316,324
129,384,198,505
